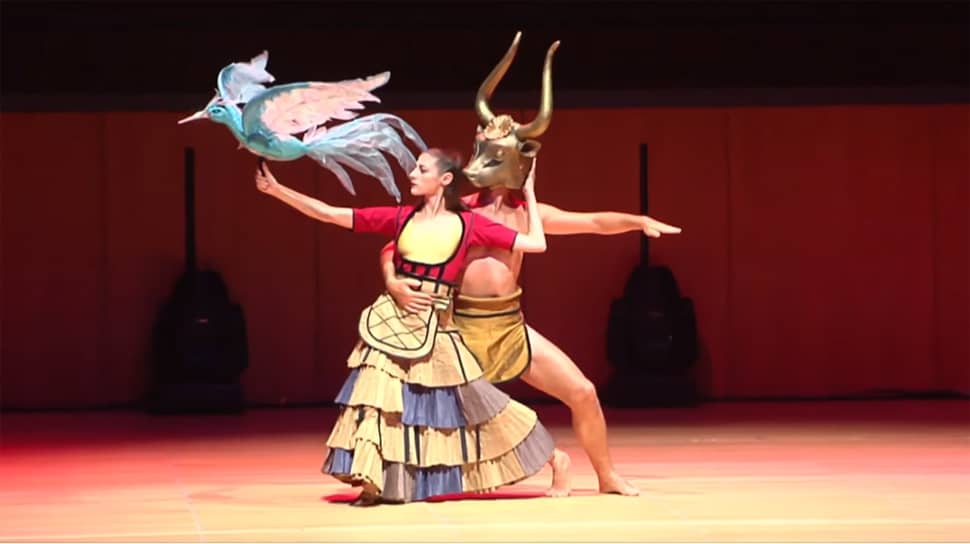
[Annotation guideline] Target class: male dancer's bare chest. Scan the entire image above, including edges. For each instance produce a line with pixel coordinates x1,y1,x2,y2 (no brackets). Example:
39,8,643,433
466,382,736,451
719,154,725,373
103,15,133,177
462,205,528,293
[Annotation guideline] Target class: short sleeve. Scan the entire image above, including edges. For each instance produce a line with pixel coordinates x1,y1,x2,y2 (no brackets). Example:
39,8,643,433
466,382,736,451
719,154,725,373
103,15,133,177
352,206,402,237
468,213,518,251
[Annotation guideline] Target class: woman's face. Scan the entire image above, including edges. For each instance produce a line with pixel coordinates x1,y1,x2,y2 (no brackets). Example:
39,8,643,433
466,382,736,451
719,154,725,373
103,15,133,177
408,153,452,197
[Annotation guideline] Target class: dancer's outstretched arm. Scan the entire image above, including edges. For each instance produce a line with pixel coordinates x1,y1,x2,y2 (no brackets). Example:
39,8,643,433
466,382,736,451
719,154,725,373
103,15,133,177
255,162,352,229
538,203,682,238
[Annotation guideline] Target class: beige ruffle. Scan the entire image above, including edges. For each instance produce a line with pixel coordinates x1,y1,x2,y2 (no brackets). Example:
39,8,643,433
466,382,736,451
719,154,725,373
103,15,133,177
327,399,539,467
327,418,554,498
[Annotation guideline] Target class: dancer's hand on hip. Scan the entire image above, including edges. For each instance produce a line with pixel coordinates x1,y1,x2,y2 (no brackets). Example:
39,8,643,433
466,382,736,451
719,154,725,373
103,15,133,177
386,276,433,314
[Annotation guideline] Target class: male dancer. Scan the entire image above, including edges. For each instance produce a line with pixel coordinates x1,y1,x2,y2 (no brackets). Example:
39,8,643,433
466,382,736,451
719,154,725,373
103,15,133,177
380,34,681,495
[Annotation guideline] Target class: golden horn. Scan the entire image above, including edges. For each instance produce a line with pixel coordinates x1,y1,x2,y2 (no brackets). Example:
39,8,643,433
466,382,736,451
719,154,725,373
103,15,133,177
475,31,522,126
515,40,559,140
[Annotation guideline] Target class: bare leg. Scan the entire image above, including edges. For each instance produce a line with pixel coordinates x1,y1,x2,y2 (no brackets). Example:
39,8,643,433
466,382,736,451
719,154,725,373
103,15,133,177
523,326,639,496
545,448,572,497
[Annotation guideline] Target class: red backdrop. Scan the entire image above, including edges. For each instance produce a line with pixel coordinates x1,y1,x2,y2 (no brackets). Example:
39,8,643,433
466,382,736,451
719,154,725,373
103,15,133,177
2,105,967,408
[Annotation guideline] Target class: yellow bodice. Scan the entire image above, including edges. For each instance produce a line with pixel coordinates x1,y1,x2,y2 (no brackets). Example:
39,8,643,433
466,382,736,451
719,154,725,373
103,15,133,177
397,214,463,263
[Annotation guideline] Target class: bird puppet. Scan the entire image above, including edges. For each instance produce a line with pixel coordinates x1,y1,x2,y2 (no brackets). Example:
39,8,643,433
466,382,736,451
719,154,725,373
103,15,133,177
178,51,425,202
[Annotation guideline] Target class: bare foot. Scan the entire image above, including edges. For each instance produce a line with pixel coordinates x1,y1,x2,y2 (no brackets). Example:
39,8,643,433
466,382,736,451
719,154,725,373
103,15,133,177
545,449,572,497
351,482,382,506
598,471,639,496
351,493,380,506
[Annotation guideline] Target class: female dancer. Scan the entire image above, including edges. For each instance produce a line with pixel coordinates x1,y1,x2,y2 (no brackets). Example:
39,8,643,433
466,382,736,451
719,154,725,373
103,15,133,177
255,149,570,504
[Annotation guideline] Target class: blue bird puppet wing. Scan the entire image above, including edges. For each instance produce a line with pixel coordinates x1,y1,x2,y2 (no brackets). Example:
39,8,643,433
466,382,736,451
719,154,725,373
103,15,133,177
179,51,427,202
218,50,276,104
239,72,426,201
241,71,388,136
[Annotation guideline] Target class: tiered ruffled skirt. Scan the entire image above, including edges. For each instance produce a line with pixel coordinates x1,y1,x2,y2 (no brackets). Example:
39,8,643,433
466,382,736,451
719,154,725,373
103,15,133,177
322,292,554,503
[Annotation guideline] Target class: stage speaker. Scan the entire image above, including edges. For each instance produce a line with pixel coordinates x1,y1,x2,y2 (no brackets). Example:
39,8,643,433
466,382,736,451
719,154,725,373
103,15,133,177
146,148,248,414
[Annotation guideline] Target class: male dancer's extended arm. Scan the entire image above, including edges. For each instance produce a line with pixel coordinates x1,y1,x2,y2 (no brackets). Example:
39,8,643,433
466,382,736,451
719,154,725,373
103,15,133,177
537,203,682,238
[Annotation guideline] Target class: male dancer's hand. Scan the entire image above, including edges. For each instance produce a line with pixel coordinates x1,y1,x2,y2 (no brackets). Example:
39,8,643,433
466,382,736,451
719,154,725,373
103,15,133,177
640,216,683,238
386,276,433,314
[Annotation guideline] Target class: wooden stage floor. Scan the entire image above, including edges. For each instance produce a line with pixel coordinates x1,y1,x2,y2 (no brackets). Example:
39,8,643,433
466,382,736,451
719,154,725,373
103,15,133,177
1,400,967,542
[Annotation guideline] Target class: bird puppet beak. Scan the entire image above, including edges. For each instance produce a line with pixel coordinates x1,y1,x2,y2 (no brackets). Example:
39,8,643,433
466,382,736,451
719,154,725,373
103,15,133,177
177,110,208,124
